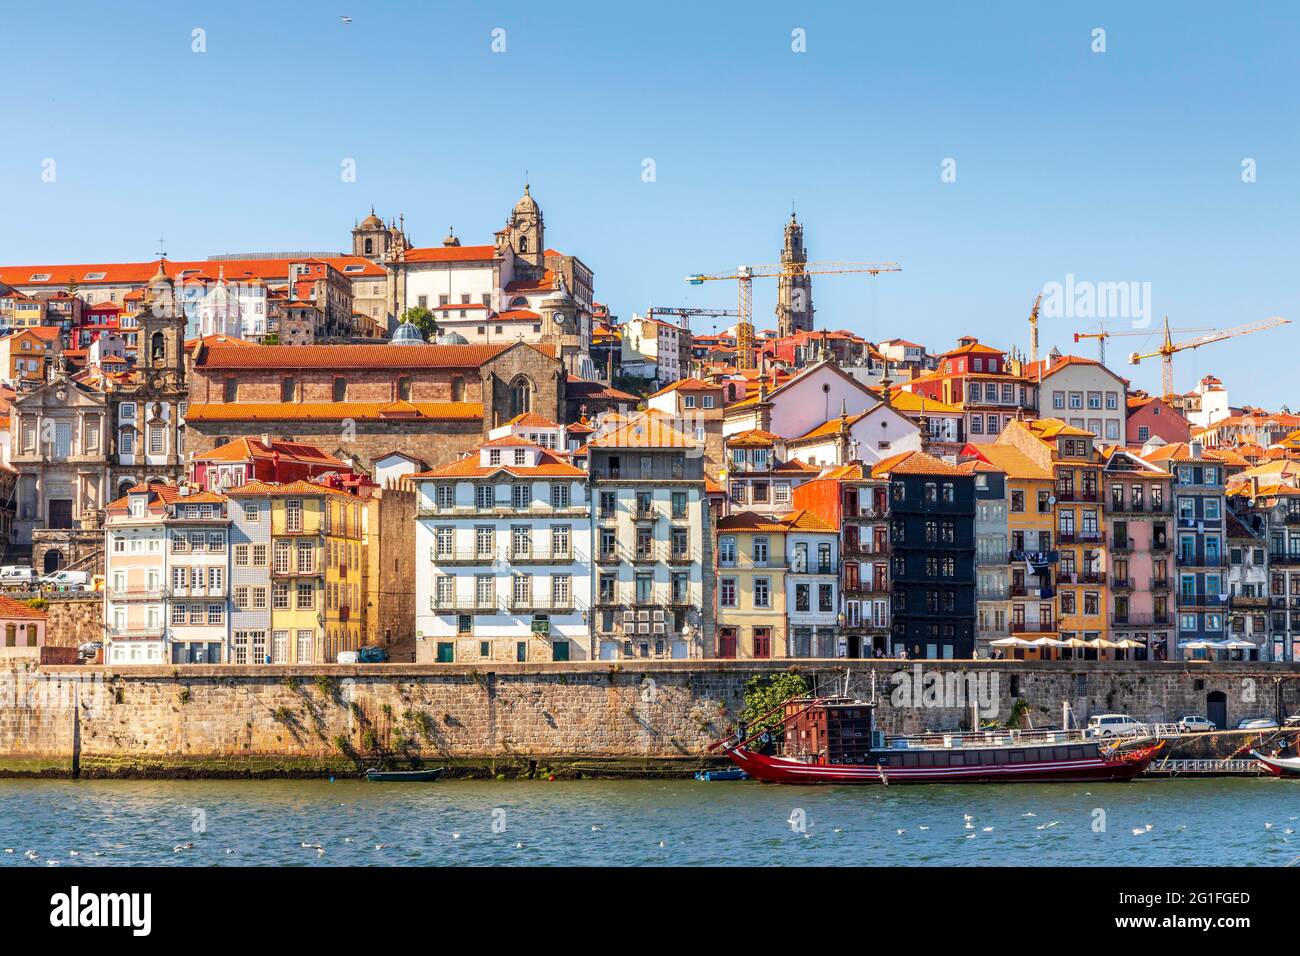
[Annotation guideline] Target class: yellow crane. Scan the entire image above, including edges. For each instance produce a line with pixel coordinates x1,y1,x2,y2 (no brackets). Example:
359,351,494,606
1128,315,1291,400
1073,324,1212,366
686,260,900,370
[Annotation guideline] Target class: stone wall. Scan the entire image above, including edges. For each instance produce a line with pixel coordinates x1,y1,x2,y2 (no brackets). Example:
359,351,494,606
40,596,102,648
1,660,1296,777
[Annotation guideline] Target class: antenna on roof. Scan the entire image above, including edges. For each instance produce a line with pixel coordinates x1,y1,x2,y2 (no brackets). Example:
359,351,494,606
156,234,167,259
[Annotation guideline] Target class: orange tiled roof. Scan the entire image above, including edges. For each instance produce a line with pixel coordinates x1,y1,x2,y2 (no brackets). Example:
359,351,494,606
225,479,357,498
414,448,584,479
195,342,554,369
727,428,781,448
0,594,47,621
185,401,483,422
402,245,499,264
193,437,347,467
0,256,384,287
583,414,699,450
870,450,967,478
715,509,836,534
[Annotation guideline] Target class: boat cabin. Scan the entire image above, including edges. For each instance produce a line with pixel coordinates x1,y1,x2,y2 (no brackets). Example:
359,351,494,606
783,697,883,765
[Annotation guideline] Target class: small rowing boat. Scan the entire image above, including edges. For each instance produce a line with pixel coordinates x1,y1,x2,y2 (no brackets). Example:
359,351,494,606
1252,752,1300,778
364,767,444,782
694,768,748,782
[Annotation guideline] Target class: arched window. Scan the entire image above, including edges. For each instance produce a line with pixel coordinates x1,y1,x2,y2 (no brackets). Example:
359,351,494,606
364,238,373,255
509,297,529,309
509,376,533,418
150,331,165,363
4,624,15,648
117,478,135,498
518,236,529,253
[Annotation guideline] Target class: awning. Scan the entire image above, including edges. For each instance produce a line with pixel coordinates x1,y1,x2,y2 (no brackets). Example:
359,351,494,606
1029,637,1069,647
990,636,1035,647
1111,638,1145,649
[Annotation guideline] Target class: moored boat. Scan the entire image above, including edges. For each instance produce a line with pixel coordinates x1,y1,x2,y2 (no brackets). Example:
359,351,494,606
364,766,444,782
714,695,1163,786
1251,752,1300,778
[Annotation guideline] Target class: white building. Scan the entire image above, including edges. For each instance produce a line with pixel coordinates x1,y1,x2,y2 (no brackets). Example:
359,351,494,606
1026,351,1128,443
414,434,592,662
784,519,841,657
622,314,685,384
104,485,231,665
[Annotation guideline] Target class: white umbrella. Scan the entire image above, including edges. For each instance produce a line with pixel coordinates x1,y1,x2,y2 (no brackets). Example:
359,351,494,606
990,636,1035,647
1061,637,1088,648
1220,639,1256,649
1179,640,1218,649
1030,637,1068,647
1083,638,1117,649
1111,638,1144,649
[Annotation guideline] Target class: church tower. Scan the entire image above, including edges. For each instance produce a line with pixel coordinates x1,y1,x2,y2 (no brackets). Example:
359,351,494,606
509,183,544,271
352,207,390,261
140,260,186,386
776,212,814,337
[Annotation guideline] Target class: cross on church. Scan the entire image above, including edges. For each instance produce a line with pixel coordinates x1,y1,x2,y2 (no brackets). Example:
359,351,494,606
156,235,167,259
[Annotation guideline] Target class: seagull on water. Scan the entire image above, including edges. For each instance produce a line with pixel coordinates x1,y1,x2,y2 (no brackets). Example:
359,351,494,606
1036,821,1061,830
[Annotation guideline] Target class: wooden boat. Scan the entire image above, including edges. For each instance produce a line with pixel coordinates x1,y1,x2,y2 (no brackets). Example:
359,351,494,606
713,695,1163,786
1252,752,1300,778
364,766,444,782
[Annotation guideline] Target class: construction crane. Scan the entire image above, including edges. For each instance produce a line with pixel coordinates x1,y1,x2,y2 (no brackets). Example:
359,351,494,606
1028,294,1042,365
686,260,900,370
645,306,740,329
1128,315,1291,400
1073,325,1212,366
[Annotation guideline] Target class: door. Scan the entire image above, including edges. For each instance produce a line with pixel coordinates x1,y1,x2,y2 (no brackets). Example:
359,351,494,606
1206,691,1227,730
436,642,455,663
551,640,570,662
599,641,618,661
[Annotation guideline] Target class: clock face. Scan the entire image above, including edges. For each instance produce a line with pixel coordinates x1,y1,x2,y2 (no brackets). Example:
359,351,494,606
553,312,566,327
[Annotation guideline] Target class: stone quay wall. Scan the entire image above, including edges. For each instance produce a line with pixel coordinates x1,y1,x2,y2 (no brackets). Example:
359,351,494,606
0,660,1296,777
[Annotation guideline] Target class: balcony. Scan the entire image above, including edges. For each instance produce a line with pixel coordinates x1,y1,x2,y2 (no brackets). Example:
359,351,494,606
271,566,319,578
1283,512,1300,525
1055,490,1098,503
1111,577,1135,591
843,579,889,596
1230,594,1269,608
1008,549,1058,564
595,549,622,565
1176,592,1228,608
429,597,500,615
106,587,164,601
507,548,581,565
107,625,165,638
667,549,699,566
505,594,578,614
1107,500,1170,516
977,586,1010,601
1151,539,1170,552
429,548,499,565
1269,551,1300,566
1151,577,1172,591
1111,537,1132,553
1111,612,1171,627
1177,553,1226,568
787,560,837,575
1010,621,1055,634
1077,530,1105,545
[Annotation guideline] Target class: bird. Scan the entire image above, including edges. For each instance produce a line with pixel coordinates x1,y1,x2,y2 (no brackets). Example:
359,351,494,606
918,826,930,831
375,844,386,850
47,860,59,866
317,847,325,856
591,825,601,832
1265,822,1276,830
173,843,193,852
895,828,906,835
344,837,352,844
1023,812,1037,817
963,814,973,822
2,849,11,854
965,833,977,840
982,827,994,832
1036,821,1061,830
340,16,352,24
225,849,235,855
964,821,974,830
69,851,79,857
452,832,461,840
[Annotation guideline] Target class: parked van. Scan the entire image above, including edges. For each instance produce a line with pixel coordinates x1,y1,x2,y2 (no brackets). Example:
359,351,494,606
0,566,35,587
1086,714,1150,738
336,651,360,665
39,570,91,591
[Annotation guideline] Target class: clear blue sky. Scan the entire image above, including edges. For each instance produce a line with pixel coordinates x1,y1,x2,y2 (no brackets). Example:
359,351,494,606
2,2,1297,406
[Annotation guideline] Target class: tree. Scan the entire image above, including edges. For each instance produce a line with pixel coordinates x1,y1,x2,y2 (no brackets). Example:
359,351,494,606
740,672,810,740
400,306,438,340
260,332,280,345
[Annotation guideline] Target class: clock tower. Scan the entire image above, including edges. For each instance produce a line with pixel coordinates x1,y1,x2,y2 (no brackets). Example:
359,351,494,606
776,212,814,337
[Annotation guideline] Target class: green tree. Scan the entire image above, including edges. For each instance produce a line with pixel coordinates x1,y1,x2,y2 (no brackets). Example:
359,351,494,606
400,306,438,340
260,332,280,345
740,672,811,739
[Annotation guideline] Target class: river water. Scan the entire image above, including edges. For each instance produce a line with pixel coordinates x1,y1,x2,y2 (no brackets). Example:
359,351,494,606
1,778,1296,866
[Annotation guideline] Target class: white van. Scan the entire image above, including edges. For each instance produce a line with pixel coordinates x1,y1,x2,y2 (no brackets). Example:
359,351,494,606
1087,714,1149,738
0,566,36,587
336,651,360,665
40,570,90,591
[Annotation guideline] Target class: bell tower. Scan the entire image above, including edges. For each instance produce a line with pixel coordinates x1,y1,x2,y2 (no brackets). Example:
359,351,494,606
776,211,814,337
509,183,544,271
139,259,186,386
352,206,390,262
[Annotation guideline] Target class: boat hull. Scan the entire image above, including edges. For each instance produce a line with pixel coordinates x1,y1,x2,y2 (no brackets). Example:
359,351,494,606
725,743,1162,785
364,767,444,782
1252,752,1300,778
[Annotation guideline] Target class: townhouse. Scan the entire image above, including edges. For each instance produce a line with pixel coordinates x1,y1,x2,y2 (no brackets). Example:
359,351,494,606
1102,448,1174,660
414,433,592,663
1025,351,1129,444
721,429,819,515
586,414,710,659
794,464,892,658
875,451,976,659
714,510,838,658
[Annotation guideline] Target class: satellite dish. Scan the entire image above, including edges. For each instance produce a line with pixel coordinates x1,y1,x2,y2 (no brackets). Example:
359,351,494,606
1047,496,1057,506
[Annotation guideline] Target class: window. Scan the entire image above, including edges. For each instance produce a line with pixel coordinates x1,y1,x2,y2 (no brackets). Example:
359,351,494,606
754,577,770,608
512,484,530,510
285,499,303,532
719,577,737,607
551,483,570,509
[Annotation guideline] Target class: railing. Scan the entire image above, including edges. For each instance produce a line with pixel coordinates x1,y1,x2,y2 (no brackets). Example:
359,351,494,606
429,597,501,614
1269,551,1300,566
106,587,164,601
1111,537,1132,552
429,548,500,565
1177,554,1226,568
787,560,837,575
1175,592,1228,607
1230,594,1269,608
507,549,584,565
505,594,582,614
1009,621,1055,634
1107,500,1171,515
106,625,164,638
1111,612,1171,627
1146,759,1268,776
1111,577,1135,590
418,502,588,519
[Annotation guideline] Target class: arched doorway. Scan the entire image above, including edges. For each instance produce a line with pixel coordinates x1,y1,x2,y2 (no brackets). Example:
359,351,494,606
1206,691,1228,730
42,549,63,575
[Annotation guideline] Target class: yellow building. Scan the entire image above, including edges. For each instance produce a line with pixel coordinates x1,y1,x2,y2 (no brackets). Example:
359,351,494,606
714,510,839,658
228,480,367,663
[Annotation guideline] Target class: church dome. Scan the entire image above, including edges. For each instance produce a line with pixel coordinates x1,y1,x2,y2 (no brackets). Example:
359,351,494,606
513,183,539,216
359,206,384,230
436,330,469,345
442,228,461,247
390,321,427,344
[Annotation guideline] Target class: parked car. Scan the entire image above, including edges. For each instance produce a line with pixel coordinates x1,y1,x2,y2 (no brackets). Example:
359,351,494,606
1237,717,1280,730
1177,715,1216,733
357,646,389,663
336,651,360,665
39,570,90,591
1087,714,1150,738
1284,713,1300,728
77,641,103,661
0,566,35,587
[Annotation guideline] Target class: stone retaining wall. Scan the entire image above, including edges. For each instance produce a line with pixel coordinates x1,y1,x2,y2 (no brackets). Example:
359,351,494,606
0,660,1296,777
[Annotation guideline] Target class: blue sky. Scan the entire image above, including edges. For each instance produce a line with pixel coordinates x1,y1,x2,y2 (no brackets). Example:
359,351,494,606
1,2,1297,406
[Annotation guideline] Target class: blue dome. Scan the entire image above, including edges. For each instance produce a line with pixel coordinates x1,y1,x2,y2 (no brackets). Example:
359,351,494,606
390,322,426,344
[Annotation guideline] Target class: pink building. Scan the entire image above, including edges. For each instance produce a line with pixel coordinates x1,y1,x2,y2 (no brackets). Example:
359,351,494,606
0,594,46,649
1104,449,1174,660
1127,393,1191,446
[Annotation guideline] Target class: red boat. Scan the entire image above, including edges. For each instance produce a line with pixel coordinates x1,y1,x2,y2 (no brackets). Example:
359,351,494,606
715,696,1163,786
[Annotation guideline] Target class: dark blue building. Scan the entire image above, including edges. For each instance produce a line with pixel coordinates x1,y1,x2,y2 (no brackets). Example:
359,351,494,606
878,451,977,659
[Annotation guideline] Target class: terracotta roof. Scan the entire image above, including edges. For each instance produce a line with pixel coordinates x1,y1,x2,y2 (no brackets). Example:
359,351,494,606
225,479,357,498
716,509,836,534
502,412,561,429
646,377,721,399
0,256,384,287
1024,418,1094,440
0,594,46,621
970,444,1054,480
565,377,639,402
870,387,964,416
403,245,499,263
727,428,781,448
870,450,968,478
193,437,347,468
414,448,584,479
195,342,554,369
584,414,699,450
185,401,483,422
